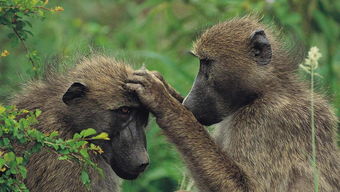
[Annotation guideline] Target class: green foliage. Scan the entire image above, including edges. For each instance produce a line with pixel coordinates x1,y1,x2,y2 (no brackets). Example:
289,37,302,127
0,0,63,77
0,105,108,191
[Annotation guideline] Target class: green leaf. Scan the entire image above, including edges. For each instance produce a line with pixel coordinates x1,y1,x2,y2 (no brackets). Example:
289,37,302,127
4,152,15,162
73,133,81,139
30,143,42,153
90,132,110,140
79,149,89,159
10,168,18,174
0,158,5,167
2,138,10,146
35,109,42,117
58,155,69,160
15,157,23,164
52,144,59,150
49,131,59,138
58,149,70,155
0,105,5,114
18,165,27,178
80,170,90,185
79,128,97,138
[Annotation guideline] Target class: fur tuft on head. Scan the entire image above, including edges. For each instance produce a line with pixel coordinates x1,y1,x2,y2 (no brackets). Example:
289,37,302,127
193,15,303,73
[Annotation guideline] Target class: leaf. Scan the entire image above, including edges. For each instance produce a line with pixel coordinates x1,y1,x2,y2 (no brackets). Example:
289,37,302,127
15,157,23,164
35,109,42,117
58,149,70,155
4,152,15,162
0,105,5,114
79,149,89,159
18,165,27,178
81,170,90,185
73,133,81,139
58,155,69,160
52,144,59,150
0,158,5,167
90,132,110,140
2,138,10,146
49,131,59,138
79,128,97,138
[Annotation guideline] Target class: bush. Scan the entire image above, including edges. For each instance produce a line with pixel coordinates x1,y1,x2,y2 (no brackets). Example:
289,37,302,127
0,105,109,191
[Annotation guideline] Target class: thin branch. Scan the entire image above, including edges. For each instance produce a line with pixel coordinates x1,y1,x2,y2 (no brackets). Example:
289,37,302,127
34,6,54,11
12,27,38,77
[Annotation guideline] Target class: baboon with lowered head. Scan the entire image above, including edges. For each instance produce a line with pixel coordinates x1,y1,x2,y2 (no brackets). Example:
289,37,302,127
10,56,150,192
125,16,340,191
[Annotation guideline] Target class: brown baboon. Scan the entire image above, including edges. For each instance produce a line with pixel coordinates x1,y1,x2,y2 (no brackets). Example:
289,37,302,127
10,56,150,192
125,16,340,191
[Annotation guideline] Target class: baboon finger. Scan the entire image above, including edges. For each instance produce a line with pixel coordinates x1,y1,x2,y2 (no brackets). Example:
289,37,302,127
126,75,148,87
150,71,164,81
133,70,148,76
133,70,154,81
124,83,144,94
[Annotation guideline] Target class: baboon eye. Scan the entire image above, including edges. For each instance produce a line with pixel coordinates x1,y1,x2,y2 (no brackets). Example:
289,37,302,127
199,58,213,79
200,58,213,65
117,106,131,115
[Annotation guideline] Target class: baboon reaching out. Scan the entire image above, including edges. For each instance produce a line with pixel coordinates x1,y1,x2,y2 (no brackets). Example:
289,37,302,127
10,56,150,192
125,16,340,191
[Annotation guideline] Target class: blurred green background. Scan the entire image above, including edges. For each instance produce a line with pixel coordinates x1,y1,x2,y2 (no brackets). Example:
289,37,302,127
0,0,339,191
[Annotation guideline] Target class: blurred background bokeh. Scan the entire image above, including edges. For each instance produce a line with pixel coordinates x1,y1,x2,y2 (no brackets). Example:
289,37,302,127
0,0,339,191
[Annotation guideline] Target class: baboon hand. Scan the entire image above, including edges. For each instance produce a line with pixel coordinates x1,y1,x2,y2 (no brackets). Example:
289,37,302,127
150,71,184,103
125,70,177,118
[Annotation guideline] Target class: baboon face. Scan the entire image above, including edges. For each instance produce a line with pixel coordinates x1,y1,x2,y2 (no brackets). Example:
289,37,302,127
63,82,149,180
184,27,272,126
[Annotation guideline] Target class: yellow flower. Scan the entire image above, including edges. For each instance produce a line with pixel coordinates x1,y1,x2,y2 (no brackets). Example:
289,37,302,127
0,167,7,172
54,6,64,12
1,50,10,57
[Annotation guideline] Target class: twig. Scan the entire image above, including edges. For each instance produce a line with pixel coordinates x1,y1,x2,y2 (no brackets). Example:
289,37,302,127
34,6,53,11
12,27,38,77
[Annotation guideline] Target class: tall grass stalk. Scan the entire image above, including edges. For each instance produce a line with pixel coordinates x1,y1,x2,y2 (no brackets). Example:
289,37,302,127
179,172,194,191
310,56,318,192
300,46,322,192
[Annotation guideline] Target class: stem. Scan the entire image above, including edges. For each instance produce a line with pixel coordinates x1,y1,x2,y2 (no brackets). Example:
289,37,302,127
311,62,318,192
34,6,53,11
12,27,38,77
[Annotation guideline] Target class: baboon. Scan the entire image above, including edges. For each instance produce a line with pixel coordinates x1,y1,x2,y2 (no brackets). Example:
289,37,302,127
125,16,340,191
10,56,150,192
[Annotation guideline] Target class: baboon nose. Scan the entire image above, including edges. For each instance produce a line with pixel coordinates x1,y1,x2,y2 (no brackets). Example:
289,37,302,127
137,162,149,172
133,150,149,172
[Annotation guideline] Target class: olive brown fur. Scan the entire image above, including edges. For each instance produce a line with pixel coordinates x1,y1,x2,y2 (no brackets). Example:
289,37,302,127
125,16,340,192
10,56,150,192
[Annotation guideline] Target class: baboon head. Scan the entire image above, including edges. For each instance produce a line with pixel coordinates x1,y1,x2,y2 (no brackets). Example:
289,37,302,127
62,57,149,180
184,17,279,126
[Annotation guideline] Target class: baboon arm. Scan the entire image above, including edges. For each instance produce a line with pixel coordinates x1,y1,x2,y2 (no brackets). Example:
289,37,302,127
125,70,253,192
158,109,253,192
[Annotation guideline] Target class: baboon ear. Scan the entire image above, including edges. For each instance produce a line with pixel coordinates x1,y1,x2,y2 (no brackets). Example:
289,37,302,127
249,30,272,65
62,82,88,105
